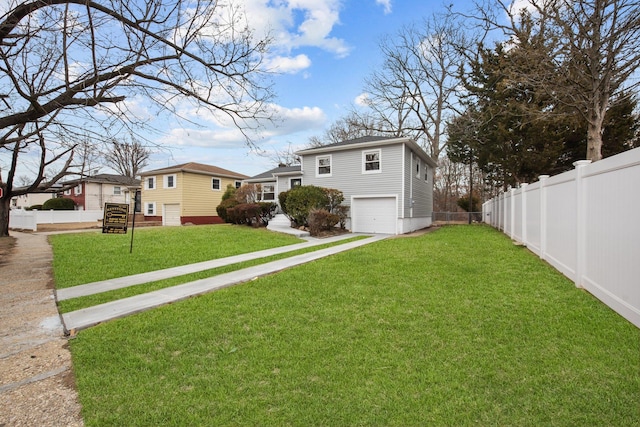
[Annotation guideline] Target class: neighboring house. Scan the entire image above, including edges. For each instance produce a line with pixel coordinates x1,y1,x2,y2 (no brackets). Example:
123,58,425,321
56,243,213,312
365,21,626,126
247,136,438,235
10,189,57,209
58,174,141,210
139,162,247,226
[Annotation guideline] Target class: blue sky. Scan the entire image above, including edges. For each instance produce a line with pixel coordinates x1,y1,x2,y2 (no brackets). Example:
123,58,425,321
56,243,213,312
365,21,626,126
145,0,451,178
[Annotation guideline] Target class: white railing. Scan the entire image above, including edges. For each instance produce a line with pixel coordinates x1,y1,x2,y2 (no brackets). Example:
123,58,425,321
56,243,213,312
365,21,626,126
483,147,640,329
9,209,104,231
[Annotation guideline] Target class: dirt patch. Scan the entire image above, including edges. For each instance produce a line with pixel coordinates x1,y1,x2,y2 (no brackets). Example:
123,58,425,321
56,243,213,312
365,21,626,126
391,225,442,238
36,222,100,232
0,236,16,267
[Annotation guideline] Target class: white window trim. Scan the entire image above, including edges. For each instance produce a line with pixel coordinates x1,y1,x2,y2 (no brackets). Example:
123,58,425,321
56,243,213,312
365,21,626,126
113,186,121,195
164,174,177,189
212,178,221,191
74,184,82,195
145,202,156,216
362,149,382,174
145,176,156,190
262,183,275,201
316,154,332,177
64,189,71,196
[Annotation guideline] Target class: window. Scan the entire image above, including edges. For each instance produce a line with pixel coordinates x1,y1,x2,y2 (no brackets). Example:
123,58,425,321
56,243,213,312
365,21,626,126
146,176,155,190
212,178,221,190
290,178,302,188
74,184,82,195
235,181,242,189
424,166,429,182
113,186,121,195
64,189,71,196
145,202,156,215
262,184,275,200
317,155,332,176
363,149,381,173
164,174,176,189
415,159,421,178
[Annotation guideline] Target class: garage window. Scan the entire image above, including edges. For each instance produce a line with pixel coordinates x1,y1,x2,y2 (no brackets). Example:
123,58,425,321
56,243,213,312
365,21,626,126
363,149,381,173
317,155,332,177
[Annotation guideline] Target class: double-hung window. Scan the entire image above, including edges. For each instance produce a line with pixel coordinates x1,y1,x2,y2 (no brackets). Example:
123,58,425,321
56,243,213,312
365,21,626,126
145,202,156,215
74,184,82,195
113,186,121,195
317,155,332,177
363,149,381,173
212,178,221,190
146,176,156,190
164,174,176,189
262,184,275,200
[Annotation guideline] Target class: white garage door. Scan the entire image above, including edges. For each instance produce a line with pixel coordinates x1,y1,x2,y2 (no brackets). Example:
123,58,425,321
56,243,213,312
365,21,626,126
163,203,181,226
352,197,397,234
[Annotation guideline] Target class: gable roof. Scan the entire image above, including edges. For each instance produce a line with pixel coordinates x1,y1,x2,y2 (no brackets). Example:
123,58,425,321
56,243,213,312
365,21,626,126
59,174,140,188
140,162,248,180
246,165,302,182
296,136,438,167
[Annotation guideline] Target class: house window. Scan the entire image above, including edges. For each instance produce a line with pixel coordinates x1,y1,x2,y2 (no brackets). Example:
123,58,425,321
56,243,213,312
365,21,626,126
290,178,302,188
363,149,381,173
212,178,221,190
64,189,71,196
146,176,156,190
262,184,275,201
415,159,421,178
317,155,332,177
145,202,156,215
235,181,242,189
74,184,82,195
113,186,121,195
164,174,176,189
424,167,429,182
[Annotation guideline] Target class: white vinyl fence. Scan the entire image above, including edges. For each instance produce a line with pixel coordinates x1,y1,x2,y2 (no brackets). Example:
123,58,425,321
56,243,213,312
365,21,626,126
9,209,104,231
483,147,640,328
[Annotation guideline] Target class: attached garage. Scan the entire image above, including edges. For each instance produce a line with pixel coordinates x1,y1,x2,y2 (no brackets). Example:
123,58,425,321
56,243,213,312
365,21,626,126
351,196,397,234
163,203,181,226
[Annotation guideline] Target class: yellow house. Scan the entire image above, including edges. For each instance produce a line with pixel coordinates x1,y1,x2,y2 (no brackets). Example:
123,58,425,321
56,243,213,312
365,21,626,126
139,162,247,226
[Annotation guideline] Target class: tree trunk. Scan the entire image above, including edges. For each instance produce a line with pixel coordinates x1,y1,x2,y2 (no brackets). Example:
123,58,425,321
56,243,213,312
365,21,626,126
0,196,11,237
586,109,604,162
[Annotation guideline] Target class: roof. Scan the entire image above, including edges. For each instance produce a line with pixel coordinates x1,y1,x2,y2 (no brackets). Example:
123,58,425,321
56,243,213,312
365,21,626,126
246,165,302,182
59,174,140,187
296,136,438,168
140,162,248,180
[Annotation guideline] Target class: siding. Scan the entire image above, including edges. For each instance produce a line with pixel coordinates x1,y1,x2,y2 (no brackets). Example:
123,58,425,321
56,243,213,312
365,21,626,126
181,172,223,217
403,145,433,218
141,173,183,214
302,144,404,215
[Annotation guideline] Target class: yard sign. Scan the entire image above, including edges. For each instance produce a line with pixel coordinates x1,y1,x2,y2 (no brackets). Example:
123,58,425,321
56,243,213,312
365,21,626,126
102,203,129,234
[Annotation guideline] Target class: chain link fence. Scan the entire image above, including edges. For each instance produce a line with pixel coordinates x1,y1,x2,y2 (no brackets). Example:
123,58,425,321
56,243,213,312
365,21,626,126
432,212,483,224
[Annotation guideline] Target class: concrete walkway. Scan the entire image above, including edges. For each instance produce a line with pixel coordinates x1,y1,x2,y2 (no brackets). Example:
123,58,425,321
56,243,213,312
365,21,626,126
61,233,389,332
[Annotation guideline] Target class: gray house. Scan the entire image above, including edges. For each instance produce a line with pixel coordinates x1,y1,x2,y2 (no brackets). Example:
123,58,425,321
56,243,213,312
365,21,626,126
247,136,437,234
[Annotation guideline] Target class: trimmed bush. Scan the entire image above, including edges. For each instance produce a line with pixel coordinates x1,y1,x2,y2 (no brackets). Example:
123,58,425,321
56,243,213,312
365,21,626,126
226,202,276,227
308,208,340,236
280,185,328,227
216,198,239,223
42,197,75,210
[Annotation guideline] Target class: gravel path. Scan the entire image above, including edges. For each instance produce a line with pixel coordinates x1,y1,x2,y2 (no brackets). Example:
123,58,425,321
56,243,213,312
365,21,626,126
0,232,83,427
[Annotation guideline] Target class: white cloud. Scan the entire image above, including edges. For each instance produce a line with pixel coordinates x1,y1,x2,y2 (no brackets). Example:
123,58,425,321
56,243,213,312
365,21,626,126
266,54,312,74
239,0,351,59
376,0,392,14
354,93,370,107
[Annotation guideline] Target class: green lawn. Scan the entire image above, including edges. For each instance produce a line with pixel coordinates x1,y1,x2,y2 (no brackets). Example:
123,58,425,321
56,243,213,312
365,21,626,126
66,225,640,426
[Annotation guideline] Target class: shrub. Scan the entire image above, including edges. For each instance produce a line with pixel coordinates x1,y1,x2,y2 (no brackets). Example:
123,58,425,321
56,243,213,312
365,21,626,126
226,202,276,227
308,208,340,236
280,185,328,227
27,204,43,211
216,198,239,223
42,197,75,210
235,184,261,203
334,205,349,229
221,184,236,201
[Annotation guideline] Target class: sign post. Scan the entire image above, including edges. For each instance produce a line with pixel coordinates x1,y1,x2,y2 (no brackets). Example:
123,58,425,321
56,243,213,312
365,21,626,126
129,190,141,254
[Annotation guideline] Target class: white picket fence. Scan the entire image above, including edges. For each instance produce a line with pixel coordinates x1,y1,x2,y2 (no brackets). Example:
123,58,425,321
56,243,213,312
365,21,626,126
483,147,640,328
9,209,104,231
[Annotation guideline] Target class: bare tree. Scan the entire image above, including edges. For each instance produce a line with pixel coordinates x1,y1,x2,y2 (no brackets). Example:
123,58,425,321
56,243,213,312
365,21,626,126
0,0,274,236
361,14,471,159
307,112,383,147
468,0,640,161
104,138,151,178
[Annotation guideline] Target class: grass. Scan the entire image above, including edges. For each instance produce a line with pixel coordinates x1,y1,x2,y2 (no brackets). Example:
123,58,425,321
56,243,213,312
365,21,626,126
56,235,366,313
49,224,302,288
67,225,640,426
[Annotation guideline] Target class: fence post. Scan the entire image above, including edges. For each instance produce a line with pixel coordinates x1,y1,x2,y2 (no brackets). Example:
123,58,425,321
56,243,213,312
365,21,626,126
573,160,591,288
538,175,549,261
520,183,528,244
